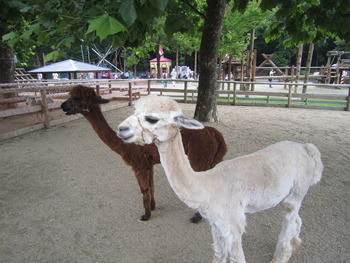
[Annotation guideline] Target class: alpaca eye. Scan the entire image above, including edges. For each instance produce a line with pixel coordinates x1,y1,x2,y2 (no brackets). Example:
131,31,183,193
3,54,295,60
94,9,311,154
145,116,159,124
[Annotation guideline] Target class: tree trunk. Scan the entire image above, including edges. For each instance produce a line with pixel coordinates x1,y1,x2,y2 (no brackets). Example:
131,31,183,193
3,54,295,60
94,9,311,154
194,49,197,79
0,41,16,109
194,0,228,122
0,42,15,84
295,44,303,93
156,44,161,79
36,52,45,67
302,43,314,93
176,47,179,73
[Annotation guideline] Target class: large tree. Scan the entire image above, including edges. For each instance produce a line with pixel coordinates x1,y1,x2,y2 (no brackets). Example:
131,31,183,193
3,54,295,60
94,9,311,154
194,0,228,122
0,0,27,83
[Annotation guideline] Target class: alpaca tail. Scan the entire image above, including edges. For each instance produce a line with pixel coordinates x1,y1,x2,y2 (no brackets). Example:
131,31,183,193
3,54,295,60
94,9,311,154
304,143,323,185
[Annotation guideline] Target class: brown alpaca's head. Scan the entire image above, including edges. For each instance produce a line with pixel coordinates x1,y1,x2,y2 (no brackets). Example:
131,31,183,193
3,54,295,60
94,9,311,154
61,85,109,115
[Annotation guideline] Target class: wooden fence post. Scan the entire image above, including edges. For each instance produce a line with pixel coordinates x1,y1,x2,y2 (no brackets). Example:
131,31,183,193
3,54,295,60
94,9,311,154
232,82,237,105
288,84,292,108
184,81,188,103
325,56,332,84
290,65,295,93
240,55,244,91
128,82,132,106
346,87,350,111
40,89,50,128
147,80,151,94
251,49,257,91
284,68,288,89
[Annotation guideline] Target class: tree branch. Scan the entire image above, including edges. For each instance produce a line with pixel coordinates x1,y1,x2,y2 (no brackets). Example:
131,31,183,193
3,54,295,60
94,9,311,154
180,0,206,19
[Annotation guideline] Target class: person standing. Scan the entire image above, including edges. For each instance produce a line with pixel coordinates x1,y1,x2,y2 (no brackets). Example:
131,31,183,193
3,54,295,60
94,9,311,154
170,68,177,87
88,72,94,79
52,72,59,79
163,72,168,88
269,69,275,88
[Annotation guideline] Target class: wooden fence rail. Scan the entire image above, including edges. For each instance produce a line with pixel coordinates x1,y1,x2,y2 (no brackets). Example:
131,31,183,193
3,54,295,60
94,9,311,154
150,79,350,111
0,78,349,141
0,80,150,140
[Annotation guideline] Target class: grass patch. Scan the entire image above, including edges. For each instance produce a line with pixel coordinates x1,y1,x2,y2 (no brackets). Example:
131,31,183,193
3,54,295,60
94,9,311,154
167,94,346,108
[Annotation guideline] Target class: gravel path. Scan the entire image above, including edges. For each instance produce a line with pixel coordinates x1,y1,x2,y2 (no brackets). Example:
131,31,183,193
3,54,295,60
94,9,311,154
0,103,349,263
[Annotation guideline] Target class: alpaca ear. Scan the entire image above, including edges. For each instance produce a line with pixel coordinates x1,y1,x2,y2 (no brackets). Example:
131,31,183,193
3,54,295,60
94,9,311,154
93,96,110,104
174,115,204,129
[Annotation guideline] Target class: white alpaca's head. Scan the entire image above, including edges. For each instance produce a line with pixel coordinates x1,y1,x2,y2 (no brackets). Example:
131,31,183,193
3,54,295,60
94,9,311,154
117,96,204,145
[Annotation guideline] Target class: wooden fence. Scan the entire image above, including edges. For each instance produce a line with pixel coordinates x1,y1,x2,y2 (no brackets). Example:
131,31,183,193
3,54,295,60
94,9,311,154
0,78,349,140
0,79,150,140
151,79,350,111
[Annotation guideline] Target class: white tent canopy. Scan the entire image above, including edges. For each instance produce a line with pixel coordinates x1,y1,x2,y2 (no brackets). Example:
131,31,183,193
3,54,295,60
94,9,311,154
28,59,111,73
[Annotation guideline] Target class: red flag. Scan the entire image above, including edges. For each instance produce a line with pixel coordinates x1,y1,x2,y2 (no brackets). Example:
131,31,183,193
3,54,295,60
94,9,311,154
158,45,164,56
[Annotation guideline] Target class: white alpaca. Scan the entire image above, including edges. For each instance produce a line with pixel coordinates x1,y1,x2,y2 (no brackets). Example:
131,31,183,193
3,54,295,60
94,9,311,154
26,96,54,106
117,96,323,263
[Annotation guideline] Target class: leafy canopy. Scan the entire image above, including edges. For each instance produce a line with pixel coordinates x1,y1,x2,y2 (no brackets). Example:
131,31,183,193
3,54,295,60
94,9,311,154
260,0,350,48
2,0,349,63
2,0,171,61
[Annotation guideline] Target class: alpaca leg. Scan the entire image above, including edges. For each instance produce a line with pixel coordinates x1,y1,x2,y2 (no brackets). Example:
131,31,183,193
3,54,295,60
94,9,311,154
148,166,156,211
227,234,246,263
270,200,303,263
135,170,153,221
211,224,227,263
226,217,246,263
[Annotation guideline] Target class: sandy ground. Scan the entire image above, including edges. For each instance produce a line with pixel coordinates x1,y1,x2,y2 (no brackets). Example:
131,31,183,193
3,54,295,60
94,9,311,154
0,103,349,263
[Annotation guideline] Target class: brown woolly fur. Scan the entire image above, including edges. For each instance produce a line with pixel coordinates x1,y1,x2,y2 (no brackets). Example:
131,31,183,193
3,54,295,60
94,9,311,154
61,85,227,222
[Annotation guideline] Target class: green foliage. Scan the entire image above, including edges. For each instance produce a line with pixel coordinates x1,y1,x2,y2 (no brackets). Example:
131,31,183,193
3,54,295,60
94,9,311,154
86,14,126,40
261,0,350,49
2,0,173,63
44,50,60,62
170,32,201,55
125,50,140,68
118,0,138,26
2,32,17,46
1,0,349,67
220,0,270,57
164,0,205,37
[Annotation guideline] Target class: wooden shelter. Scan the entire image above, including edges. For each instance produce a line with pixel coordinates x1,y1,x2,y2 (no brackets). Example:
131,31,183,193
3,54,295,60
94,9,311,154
149,57,172,78
325,51,350,84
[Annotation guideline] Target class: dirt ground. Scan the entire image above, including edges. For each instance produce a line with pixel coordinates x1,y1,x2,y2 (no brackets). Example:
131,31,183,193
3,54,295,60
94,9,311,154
0,103,349,263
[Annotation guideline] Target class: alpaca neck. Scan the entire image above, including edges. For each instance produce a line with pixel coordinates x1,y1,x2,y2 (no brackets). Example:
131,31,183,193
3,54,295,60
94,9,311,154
83,105,124,153
156,131,205,209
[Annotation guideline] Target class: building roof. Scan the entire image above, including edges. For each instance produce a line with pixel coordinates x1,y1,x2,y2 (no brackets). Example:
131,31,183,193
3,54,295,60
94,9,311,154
149,57,172,62
28,59,111,73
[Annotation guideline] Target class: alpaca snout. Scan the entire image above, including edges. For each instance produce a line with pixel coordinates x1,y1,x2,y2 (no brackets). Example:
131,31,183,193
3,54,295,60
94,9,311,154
118,125,130,132
61,101,72,115
117,125,134,142
117,115,149,145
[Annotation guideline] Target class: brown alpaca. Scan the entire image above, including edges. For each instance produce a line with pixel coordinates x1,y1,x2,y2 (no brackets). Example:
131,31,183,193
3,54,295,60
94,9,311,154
61,85,227,222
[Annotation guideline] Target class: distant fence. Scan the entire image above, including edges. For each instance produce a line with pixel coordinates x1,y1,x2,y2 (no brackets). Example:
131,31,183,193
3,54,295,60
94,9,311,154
150,79,350,111
0,79,150,140
0,78,349,140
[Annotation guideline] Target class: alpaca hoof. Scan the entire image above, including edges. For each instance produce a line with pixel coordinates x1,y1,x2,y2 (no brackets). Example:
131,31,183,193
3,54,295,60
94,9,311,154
292,237,302,254
190,212,203,223
140,214,151,221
